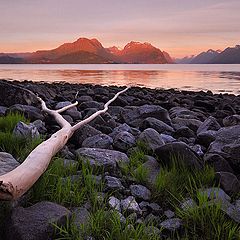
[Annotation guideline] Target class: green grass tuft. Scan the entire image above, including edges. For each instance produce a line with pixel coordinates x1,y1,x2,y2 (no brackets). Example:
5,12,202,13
0,112,43,161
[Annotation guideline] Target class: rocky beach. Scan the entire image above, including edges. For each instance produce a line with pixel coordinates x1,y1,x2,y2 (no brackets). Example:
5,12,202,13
0,79,240,240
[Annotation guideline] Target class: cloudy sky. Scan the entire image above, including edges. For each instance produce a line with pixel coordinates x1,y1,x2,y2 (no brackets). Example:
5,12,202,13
0,0,239,57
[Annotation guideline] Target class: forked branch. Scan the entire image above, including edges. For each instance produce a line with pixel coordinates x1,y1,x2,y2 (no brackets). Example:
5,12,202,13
0,85,129,201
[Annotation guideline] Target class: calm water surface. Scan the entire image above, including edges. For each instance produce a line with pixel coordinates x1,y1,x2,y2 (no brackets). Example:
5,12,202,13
0,64,240,95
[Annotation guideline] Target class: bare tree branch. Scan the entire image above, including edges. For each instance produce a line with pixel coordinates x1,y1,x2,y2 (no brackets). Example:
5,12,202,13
0,84,129,201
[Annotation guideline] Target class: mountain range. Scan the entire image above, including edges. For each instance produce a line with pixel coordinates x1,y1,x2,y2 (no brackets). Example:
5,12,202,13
176,45,240,64
0,38,173,64
0,38,239,64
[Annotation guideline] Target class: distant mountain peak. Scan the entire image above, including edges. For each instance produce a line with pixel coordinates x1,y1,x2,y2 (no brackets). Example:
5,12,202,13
0,37,174,64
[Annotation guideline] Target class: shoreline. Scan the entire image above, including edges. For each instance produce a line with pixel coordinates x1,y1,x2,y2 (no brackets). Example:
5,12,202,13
0,79,240,239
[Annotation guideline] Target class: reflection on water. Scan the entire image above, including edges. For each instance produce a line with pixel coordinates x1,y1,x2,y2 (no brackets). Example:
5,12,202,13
0,64,240,95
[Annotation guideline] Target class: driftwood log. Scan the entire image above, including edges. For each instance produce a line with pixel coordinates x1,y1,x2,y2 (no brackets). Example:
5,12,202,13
0,85,129,201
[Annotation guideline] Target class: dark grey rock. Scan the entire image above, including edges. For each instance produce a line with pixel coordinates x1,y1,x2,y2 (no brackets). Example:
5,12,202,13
82,134,113,149
198,187,231,202
140,117,174,134
79,101,104,110
32,120,47,134
138,128,165,152
121,196,142,215
77,95,93,102
216,172,240,195
72,207,90,228
164,210,175,219
108,196,121,212
121,104,171,127
160,134,176,143
197,116,221,134
149,203,163,215
196,130,217,147
160,218,182,231
113,131,136,152
0,106,7,116
130,184,151,201
155,142,203,169
174,126,195,138
73,124,101,146
189,144,204,157
8,104,44,121
0,152,20,176
5,201,71,240
135,156,161,188
55,101,82,120
203,153,234,173
172,117,202,132
76,148,129,172
13,121,40,138
223,115,240,127
105,176,124,191
109,123,140,139
207,125,240,167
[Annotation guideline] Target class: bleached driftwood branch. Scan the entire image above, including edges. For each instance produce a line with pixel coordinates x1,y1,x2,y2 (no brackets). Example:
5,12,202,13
0,85,129,201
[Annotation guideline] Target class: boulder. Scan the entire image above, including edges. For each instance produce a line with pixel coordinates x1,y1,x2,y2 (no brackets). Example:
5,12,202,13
121,105,171,127
197,116,221,134
13,121,40,139
82,134,113,149
196,130,216,148
108,196,121,212
172,117,202,132
207,125,240,167
121,196,142,215
5,201,71,240
72,124,101,146
0,106,7,116
198,187,231,202
223,115,240,127
203,154,234,173
135,156,161,188
32,120,47,134
0,152,20,176
76,148,129,172
130,185,151,201
105,176,124,191
55,101,82,120
109,123,140,139
8,104,44,121
215,172,240,195
174,126,195,138
72,207,90,228
113,131,136,152
138,128,165,152
79,101,104,110
155,142,202,169
140,117,174,134
160,218,182,232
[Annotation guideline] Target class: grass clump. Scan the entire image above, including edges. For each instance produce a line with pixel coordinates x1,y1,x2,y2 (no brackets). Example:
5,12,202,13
120,141,150,183
153,157,215,207
176,192,240,240
0,112,43,161
54,208,162,240
0,112,29,132
30,158,104,207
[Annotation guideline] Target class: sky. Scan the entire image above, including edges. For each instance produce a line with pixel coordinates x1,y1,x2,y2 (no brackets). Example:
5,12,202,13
0,0,239,57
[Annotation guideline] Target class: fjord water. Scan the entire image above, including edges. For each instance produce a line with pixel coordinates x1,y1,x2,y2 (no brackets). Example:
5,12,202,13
0,64,240,95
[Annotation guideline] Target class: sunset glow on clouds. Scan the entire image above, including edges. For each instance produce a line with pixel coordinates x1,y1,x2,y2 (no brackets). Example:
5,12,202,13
0,0,239,57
